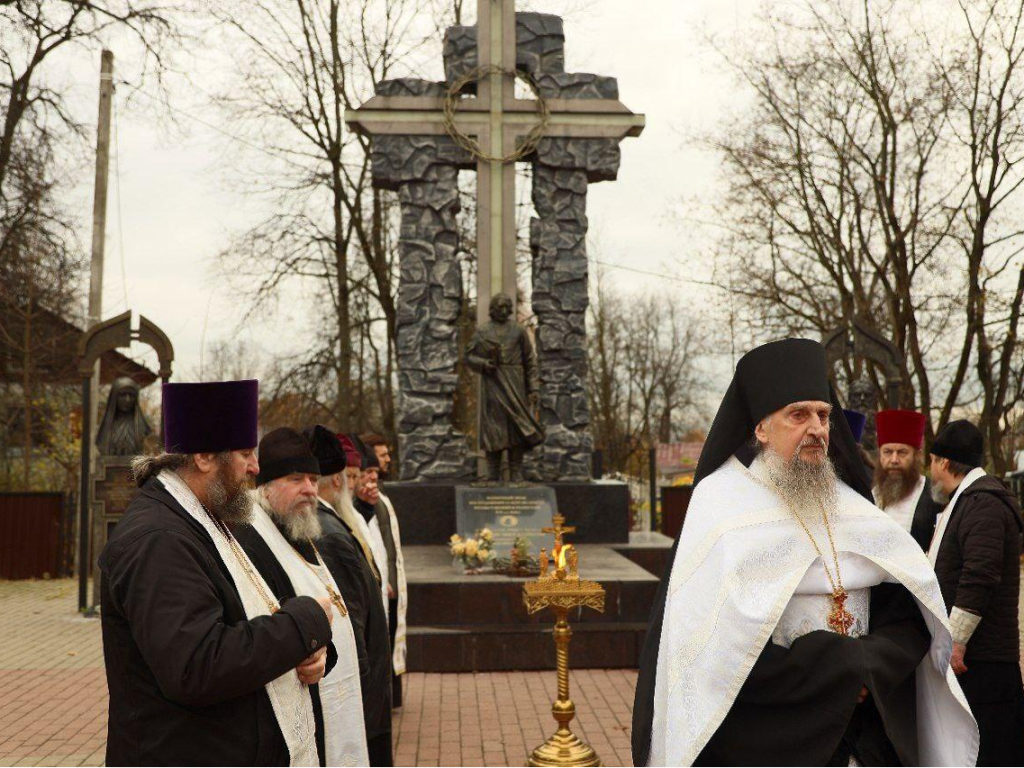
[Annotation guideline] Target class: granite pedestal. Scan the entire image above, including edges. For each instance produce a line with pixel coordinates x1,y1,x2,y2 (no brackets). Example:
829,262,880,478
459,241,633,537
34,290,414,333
402,543,657,672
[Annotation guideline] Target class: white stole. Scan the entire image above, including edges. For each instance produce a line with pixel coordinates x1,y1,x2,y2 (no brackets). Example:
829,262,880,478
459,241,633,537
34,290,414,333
649,457,978,767
157,471,318,767
380,492,408,674
367,515,390,615
250,504,369,767
928,467,987,566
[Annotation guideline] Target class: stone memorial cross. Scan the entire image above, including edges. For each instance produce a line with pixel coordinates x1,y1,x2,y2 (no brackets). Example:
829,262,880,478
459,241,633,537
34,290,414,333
346,0,644,481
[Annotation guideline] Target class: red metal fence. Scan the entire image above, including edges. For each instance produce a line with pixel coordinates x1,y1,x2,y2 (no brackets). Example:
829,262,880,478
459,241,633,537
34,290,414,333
0,492,68,579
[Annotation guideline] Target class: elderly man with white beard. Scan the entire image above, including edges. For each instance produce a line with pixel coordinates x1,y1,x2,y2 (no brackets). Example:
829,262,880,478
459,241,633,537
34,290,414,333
234,428,368,767
305,425,394,767
632,339,978,767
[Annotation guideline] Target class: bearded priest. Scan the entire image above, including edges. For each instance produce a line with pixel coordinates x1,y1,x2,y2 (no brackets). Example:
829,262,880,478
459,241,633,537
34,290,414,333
306,425,394,768
234,428,368,767
99,381,334,766
872,409,944,549
632,340,978,767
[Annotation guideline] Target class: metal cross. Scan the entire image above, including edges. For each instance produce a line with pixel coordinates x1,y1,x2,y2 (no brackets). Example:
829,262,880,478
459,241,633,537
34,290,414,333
344,0,644,325
542,513,576,549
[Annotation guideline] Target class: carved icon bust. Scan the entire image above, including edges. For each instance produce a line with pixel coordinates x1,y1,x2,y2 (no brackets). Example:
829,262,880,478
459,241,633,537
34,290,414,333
96,377,152,456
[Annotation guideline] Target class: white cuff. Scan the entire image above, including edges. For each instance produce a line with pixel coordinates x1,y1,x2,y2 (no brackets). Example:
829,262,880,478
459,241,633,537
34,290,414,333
950,606,982,645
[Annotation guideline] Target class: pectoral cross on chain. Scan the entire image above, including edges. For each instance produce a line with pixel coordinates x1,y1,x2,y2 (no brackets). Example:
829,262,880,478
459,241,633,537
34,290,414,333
827,588,856,636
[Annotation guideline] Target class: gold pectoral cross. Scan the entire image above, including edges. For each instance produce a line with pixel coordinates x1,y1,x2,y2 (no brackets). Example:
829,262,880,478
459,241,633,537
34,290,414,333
827,588,855,636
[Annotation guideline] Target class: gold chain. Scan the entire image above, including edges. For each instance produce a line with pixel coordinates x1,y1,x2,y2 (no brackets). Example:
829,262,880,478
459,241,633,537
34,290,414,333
205,508,280,616
302,539,348,618
791,509,845,596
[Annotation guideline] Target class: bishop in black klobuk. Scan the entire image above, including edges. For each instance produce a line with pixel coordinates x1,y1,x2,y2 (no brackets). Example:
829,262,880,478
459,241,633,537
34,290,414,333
98,380,336,766
632,340,978,766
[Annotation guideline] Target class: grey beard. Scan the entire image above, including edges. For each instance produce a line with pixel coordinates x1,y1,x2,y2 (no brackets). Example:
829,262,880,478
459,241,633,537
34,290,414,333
206,470,254,526
930,482,950,506
876,469,920,509
761,444,840,521
259,492,323,542
337,485,360,522
326,487,347,516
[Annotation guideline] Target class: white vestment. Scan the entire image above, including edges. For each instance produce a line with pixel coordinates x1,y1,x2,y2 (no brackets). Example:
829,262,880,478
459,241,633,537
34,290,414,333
649,456,978,767
873,475,926,533
157,471,318,767
367,515,390,615
250,504,369,767
379,492,408,674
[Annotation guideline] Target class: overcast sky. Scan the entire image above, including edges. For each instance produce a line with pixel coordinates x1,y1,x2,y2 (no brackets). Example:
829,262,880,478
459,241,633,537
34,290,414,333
60,0,762,380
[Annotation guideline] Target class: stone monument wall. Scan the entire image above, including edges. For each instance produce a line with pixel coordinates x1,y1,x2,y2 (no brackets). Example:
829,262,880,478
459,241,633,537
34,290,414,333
371,13,626,481
371,94,475,478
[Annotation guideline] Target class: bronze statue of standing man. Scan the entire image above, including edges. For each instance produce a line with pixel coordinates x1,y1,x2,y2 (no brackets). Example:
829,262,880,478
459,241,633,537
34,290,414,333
467,293,545,482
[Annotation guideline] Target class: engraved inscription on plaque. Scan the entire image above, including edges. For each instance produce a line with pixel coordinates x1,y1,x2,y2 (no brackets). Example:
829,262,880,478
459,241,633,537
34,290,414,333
455,486,557,555
90,456,139,603
94,458,138,520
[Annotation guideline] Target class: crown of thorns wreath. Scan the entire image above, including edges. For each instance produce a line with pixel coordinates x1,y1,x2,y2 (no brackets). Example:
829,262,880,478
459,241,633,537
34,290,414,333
442,65,550,163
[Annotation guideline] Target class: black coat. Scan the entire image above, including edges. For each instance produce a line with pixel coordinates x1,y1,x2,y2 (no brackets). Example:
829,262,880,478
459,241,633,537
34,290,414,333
910,477,944,551
934,474,1023,663
233,518,349,767
316,502,393,740
98,477,333,766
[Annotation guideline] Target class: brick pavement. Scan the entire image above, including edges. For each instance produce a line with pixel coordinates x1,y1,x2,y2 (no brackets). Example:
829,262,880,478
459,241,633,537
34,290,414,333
0,579,636,767
3,572,1023,767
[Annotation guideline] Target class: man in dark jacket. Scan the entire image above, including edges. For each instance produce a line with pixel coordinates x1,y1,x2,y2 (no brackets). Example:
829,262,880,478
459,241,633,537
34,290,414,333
98,380,334,766
929,419,1024,766
307,426,394,767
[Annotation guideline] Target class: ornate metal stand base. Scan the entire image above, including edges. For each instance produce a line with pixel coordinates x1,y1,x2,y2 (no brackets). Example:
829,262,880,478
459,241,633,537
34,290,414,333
527,724,601,767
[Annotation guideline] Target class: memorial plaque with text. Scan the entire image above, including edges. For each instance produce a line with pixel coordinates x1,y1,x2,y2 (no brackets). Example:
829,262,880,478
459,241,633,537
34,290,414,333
455,486,557,555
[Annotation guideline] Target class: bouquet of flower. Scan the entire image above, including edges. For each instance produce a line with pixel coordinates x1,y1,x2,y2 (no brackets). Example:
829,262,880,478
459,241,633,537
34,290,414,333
448,528,496,574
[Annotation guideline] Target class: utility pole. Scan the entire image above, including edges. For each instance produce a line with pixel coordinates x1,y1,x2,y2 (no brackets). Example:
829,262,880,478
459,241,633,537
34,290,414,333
79,49,113,613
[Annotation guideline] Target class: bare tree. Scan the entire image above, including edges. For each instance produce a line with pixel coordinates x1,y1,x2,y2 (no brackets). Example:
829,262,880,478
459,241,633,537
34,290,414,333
587,272,709,476
704,0,1024,472
0,1,178,205
211,0,435,439
0,1,182,490
0,152,83,489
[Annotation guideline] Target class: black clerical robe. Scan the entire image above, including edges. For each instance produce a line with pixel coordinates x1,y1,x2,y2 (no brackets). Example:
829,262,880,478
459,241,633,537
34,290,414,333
99,477,332,766
909,478,943,550
322,500,394,767
694,584,929,766
234,519,343,768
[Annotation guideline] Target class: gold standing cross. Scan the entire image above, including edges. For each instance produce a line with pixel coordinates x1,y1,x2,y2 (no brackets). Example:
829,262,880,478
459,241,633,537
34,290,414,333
541,514,576,550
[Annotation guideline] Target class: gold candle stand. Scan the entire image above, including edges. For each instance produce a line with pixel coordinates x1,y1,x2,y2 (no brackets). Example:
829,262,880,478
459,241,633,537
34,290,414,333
522,515,606,767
